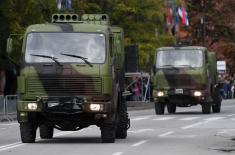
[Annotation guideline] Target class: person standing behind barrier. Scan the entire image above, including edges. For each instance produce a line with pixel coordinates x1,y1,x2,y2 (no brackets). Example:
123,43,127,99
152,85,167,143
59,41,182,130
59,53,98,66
132,83,141,101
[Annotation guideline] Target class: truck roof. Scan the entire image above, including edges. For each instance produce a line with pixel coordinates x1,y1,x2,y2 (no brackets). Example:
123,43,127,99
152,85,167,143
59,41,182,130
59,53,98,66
25,23,110,34
157,46,207,51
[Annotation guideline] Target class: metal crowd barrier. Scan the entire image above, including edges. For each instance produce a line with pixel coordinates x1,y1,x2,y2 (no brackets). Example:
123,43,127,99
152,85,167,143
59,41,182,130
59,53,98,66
0,95,18,121
0,95,5,119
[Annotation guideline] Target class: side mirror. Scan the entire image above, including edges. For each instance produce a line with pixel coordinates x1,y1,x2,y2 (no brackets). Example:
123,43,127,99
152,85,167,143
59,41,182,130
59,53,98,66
6,38,13,55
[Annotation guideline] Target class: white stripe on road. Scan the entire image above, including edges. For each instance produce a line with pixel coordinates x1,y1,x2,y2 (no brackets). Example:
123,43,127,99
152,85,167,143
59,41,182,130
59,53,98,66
204,117,224,121
169,135,197,138
231,118,235,121
0,130,82,152
179,117,200,121
0,122,18,126
217,129,235,134
227,114,235,117
0,142,23,152
131,115,153,121
128,129,154,134
0,128,6,130
152,117,175,121
112,152,123,155
131,140,148,147
158,131,174,137
182,121,209,129
182,117,225,129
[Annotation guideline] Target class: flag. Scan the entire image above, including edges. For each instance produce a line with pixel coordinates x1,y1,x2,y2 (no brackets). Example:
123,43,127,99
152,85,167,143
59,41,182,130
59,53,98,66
178,0,189,26
56,0,62,10
165,0,174,26
56,0,72,11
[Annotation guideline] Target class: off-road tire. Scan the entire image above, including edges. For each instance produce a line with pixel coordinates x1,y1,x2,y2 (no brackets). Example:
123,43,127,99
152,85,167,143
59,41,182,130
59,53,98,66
202,102,211,114
167,103,176,114
116,97,129,139
20,122,37,143
212,88,222,113
154,102,165,115
40,124,54,139
101,123,116,143
212,104,221,113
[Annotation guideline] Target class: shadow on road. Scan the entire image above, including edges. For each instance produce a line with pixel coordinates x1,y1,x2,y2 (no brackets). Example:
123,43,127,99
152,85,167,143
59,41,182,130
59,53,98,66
36,137,102,144
170,111,205,115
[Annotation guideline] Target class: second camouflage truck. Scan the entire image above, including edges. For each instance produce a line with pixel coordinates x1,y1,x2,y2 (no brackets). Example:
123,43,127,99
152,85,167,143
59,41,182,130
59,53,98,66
8,14,129,143
152,46,221,114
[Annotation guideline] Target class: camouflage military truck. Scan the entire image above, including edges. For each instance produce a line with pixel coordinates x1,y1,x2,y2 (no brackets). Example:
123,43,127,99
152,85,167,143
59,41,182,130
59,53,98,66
152,46,221,114
6,14,129,143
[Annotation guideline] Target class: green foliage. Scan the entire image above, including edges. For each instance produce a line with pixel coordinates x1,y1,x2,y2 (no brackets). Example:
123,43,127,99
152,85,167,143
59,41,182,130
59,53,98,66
0,0,175,71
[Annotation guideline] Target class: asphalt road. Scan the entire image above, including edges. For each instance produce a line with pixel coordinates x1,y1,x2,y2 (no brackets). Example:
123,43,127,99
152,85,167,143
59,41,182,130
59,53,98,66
0,100,235,155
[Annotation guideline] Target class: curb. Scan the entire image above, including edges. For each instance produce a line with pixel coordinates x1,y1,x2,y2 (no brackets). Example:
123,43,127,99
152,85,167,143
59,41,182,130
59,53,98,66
127,101,154,111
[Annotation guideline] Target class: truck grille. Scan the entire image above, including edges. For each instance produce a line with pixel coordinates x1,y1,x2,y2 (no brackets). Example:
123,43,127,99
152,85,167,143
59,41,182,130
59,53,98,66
26,76,102,96
165,75,204,89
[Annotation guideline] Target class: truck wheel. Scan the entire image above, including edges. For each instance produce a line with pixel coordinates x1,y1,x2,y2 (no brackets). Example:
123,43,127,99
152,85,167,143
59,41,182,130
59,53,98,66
154,102,165,115
201,102,211,114
20,122,37,143
101,123,116,143
212,100,221,113
116,96,129,139
167,103,176,114
212,89,222,113
40,124,54,139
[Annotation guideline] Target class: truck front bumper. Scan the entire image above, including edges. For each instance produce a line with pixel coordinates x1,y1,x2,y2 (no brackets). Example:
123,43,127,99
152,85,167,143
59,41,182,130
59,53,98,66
153,89,209,103
17,96,112,114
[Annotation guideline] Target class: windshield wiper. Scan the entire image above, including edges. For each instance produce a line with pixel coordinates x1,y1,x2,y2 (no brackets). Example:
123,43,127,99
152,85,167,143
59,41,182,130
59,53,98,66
30,54,63,66
60,53,93,67
176,65,195,69
159,65,178,69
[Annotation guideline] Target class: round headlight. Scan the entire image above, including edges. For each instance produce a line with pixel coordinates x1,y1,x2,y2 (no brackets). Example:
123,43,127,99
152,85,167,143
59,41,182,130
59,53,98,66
194,91,202,97
157,91,164,97
27,103,38,110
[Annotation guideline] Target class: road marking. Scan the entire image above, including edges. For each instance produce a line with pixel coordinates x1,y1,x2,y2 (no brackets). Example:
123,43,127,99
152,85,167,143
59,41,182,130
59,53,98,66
0,128,6,130
227,114,235,117
112,152,123,155
131,140,148,147
0,142,23,152
204,117,224,121
0,122,18,126
182,121,209,129
152,117,175,121
128,129,154,134
182,117,225,129
158,131,174,137
179,117,200,121
172,135,196,138
0,130,82,152
217,129,235,134
231,118,235,121
131,115,153,121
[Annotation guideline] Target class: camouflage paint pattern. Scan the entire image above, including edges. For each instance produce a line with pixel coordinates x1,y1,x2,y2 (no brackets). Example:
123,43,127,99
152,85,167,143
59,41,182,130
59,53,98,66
17,15,125,121
152,46,217,104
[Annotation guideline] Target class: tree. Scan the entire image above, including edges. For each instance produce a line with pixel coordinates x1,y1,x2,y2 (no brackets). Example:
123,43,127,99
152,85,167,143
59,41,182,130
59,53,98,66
0,0,175,71
188,0,235,74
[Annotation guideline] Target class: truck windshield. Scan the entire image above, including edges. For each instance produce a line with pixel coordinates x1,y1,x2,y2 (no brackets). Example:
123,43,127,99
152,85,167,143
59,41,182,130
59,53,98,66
156,50,203,68
25,32,106,63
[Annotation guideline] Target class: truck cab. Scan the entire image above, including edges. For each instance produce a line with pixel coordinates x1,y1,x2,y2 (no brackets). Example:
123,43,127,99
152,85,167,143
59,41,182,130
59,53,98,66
152,46,221,114
9,14,129,143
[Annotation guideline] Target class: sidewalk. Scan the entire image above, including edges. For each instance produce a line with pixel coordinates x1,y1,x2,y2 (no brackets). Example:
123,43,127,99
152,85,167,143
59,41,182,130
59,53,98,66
127,101,154,111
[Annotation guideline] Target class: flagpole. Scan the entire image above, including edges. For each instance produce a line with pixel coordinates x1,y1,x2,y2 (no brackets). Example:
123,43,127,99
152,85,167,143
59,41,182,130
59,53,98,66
201,0,206,46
